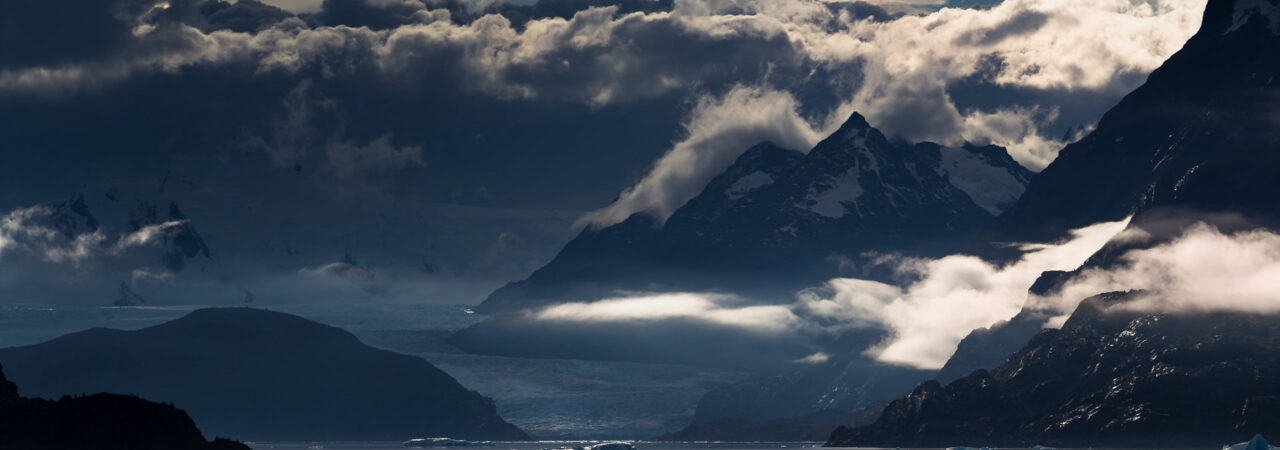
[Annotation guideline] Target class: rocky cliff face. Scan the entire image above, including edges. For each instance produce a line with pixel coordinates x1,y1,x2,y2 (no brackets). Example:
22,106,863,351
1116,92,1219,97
977,0,1280,257
828,291,1280,448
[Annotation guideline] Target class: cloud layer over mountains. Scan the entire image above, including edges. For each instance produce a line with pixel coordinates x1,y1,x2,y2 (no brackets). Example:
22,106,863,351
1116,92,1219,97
4,0,1203,213
0,0,1207,306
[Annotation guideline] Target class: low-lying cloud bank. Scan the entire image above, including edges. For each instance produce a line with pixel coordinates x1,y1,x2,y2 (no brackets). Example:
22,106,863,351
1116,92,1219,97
524,218,1280,370
534,292,802,333
800,218,1130,369
1044,224,1280,318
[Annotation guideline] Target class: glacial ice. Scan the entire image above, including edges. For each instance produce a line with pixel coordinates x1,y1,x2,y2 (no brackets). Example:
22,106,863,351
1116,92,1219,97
1224,434,1275,450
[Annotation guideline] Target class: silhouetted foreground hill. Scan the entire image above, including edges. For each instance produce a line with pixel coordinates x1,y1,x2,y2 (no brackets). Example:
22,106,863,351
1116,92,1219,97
0,363,249,450
0,308,528,442
827,292,1280,448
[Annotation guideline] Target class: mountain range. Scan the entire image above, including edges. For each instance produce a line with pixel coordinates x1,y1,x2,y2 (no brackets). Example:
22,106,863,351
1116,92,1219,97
466,0,1280,443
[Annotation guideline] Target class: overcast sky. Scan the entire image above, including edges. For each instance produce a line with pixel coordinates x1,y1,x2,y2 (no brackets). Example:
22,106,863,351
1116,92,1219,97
0,0,1207,306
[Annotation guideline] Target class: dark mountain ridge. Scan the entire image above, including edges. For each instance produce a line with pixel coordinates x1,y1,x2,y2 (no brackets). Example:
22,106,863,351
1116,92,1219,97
0,307,528,441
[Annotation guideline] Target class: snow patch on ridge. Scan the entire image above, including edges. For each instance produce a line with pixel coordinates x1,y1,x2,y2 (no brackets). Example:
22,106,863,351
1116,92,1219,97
808,172,864,219
938,147,1026,216
725,171,774,200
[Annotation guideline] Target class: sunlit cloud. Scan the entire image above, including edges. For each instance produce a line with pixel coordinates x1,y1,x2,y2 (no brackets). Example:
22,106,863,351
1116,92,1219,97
798,217,1130,369
1041,224,1280,319
532,292,802,333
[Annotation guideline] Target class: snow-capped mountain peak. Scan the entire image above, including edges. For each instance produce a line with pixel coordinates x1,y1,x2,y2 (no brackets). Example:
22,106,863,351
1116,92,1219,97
477,112,1034,313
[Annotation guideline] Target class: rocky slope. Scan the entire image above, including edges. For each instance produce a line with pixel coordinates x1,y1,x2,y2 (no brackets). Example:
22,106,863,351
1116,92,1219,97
0,308,528,441
828,291,1280,448
479,112,1032,313
941,0,1280,382
977,0,1280,257
0,363,249,450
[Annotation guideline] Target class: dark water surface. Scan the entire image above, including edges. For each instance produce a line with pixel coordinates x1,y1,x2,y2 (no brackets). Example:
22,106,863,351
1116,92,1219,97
248,442,827,450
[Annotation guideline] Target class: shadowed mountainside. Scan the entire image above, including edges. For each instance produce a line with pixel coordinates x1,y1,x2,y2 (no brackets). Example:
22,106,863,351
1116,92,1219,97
828,292,1280,448
0,308,528,442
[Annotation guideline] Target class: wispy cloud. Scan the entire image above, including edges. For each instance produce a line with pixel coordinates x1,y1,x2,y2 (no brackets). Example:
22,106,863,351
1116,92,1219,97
113,220,187,254
798,217,1130,369
1041,223,1280,318
0,205,187,266
579,85,831,228
533,292,801,333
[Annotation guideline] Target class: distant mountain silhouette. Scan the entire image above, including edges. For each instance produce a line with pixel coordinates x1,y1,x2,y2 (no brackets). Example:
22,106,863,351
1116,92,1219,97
0,308,528,441
0,363,249,450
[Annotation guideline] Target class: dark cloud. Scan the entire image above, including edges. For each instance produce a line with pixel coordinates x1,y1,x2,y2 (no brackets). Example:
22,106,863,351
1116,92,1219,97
158,0,295,33
484,0,676,29
829,2,899,22
311,0,464,29
0,0,141,70
0,0,1209,306
953,10,1049,46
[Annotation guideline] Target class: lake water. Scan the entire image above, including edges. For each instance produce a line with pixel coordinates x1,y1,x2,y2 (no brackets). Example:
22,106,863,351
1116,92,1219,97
247,442,828,450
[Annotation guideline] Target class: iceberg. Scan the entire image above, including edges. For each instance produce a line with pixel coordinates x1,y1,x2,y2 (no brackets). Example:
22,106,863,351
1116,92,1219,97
1225,434,1275,450
584,443,636,450
540,442,636,450
403,438,491,448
